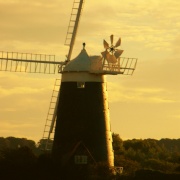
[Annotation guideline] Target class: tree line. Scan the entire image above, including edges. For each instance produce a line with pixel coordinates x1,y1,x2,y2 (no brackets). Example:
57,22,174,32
0,135,180,179
112,133,180,179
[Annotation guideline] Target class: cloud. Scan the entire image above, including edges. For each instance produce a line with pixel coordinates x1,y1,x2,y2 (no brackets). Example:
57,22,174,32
0,0,69,46
0,0,180,140
0,122,43,142
108,82,176,104
172,115,180,119
173,35,180,56
0,0,179,59
0,86,45,97
0,122,37,130
107,54,180,105
81,0,180,56
0,108,16,112
0,72,59,123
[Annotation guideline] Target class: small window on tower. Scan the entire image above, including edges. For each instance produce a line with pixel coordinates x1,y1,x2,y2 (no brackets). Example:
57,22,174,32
77,82,85,88
74,155,88,164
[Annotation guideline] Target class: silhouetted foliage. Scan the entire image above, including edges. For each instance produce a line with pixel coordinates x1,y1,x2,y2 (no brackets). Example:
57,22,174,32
0,137,38,154
112,133,124,154
0,135,180,179
111,135,180,179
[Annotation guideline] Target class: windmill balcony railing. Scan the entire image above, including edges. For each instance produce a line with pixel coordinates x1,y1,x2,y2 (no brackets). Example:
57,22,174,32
90,57,137,75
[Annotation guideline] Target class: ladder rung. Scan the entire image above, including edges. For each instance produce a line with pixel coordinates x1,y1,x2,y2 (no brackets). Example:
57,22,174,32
69,20,75,23
45,125,51,127
52,95,58,97
52,96,57,98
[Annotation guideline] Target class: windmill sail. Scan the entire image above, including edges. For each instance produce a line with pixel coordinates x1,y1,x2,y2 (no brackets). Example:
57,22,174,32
0,51,65,74
115,38,121,47
42,79,61,151
65,0,85,61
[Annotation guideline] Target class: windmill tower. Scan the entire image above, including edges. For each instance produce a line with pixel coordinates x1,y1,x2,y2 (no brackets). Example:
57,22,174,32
0,0,137,170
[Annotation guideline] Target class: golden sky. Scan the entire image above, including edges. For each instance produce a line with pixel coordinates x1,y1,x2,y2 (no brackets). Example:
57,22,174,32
0,0,180,142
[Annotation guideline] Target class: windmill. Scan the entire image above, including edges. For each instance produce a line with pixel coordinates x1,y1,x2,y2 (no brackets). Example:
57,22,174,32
0,0,137,169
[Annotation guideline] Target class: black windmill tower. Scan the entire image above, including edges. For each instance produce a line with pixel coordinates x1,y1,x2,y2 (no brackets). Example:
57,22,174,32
0,0,137,168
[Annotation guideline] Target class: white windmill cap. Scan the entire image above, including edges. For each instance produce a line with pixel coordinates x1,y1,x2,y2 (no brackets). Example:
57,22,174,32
63,49,101,72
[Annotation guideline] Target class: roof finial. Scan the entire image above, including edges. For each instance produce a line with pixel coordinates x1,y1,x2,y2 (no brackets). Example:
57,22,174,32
83,42,86,49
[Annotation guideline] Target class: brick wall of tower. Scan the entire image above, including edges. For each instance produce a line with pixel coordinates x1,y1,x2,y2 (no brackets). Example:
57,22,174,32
52,81,114,166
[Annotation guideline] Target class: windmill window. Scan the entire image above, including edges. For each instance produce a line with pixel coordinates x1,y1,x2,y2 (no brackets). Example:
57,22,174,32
74,155,88,164
77,82,85,88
